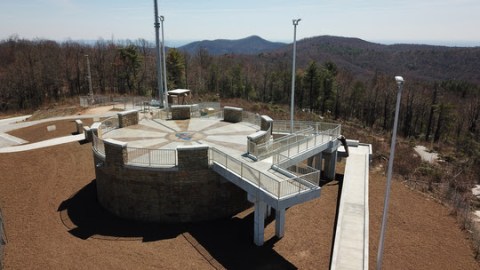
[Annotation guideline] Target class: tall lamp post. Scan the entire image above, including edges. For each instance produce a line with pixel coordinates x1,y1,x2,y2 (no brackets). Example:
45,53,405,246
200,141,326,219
290,18,301,133
376,76,404,270
85,55,93,104
160,15,168,109
153,0,164,107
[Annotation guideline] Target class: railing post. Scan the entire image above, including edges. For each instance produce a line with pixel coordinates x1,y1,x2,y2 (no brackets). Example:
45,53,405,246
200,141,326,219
148,149,151,166
278,181,281,198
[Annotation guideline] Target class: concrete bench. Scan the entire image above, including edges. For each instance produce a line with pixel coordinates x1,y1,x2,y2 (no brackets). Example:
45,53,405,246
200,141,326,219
224,106,243,123
171,105,191,120
75,119,83,134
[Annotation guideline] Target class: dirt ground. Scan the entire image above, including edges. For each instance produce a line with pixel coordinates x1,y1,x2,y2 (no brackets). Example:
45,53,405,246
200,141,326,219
0,120,479,269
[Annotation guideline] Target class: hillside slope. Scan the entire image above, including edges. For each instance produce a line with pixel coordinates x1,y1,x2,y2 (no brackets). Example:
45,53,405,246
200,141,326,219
179,35,286,55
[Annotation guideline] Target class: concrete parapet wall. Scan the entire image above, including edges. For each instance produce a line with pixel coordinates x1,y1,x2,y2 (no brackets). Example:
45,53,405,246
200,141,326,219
118,110,139,128
177,144,209,170
171,105,191,120
104,138,128,167
75,119,83,134
83,126,92,142
260,115,273,134
224,106,243,123
247,130,269,154
94,152,250,223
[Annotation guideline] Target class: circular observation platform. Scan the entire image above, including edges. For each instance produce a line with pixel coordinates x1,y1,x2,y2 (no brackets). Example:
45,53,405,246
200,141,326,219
102,117,258,156
93,115,257,224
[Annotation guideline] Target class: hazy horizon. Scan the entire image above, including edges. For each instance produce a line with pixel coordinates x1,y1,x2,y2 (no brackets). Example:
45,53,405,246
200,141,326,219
3,34,479,49
1,1,479,48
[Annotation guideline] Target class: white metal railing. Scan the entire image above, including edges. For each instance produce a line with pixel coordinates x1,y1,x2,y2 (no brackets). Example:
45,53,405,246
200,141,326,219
126,147,177,167
274,153,321,186
92,133,105,157
273,120,341,136
242,111,261,126
98,116,119,135
209,148,318,199
247,121,341,160
251,127,314,160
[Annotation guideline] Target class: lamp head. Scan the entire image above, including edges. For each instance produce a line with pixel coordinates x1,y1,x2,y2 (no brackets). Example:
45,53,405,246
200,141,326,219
395,76,404,85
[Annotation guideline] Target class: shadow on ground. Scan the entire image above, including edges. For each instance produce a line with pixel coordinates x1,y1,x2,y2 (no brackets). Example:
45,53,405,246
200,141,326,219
58,180,297,269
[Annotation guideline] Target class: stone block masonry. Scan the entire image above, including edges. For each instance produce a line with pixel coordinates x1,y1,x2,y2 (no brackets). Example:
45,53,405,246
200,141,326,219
261,115,273,134
74,119,83,134
177,144,209,170
103,138,128,167
118,110,139,128
171,105,191,120
94,143,250,223
223,106,243,123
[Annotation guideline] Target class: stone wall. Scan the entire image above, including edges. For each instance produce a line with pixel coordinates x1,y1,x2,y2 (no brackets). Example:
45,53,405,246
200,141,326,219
94,145,250,223
103,139,128,167
260,115,273,134
223,106,243,123
171,105,191,120
118,110,139,128
74,119,83,134
177,145,209,170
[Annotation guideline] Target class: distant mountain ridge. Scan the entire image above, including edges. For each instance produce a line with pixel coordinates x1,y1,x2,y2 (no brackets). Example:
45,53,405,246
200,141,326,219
283,35,480,83
178,35,286,55
178,35,480,84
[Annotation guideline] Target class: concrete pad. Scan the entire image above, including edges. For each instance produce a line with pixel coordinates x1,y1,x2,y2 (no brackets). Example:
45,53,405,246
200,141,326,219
0,133,28,147
0,134,85,153
330,144,370,270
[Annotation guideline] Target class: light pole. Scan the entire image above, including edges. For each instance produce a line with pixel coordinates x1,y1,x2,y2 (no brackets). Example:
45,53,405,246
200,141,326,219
160,15,168,110
290,18,301,133
376,75,404,270
85,55,93,104
153,0,164,107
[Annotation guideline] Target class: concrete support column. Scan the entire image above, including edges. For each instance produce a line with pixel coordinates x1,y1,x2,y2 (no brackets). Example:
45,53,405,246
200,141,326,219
324,150,337,180
315,153,323,170
254,200,267,246
307,156,314,167
275,208,286,238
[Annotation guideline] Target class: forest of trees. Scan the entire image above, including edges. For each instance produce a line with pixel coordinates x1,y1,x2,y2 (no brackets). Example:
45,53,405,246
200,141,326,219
0,36,479,172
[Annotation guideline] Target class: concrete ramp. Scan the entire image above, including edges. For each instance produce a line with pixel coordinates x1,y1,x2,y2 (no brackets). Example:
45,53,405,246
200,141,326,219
330,144,371,270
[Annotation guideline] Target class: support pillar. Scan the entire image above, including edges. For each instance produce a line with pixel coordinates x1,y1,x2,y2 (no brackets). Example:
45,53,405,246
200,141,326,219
314,153,323,170
275,208,286,238
254,200,267,246
324,150,337,180
307,156,314,167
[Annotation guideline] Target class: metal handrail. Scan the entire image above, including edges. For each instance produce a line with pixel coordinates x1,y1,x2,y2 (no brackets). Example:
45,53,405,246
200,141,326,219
92,133,105,157
126,147,177,167
209,147,319,199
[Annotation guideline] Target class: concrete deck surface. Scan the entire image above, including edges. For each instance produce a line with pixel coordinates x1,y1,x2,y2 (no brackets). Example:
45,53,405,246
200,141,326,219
330,144,370,270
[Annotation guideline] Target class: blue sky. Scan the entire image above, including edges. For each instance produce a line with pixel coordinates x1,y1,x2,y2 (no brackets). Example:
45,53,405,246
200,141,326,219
1,0,479,46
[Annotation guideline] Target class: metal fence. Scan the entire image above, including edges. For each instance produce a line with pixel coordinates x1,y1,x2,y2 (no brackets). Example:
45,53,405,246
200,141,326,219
209,148,317,199
126,147,177,167
92,133,105,157
272,120,341,135
98,116,119,136
249,127,314,160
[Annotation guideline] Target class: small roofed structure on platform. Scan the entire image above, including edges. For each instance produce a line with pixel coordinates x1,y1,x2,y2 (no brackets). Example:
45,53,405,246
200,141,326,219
168,89,191,105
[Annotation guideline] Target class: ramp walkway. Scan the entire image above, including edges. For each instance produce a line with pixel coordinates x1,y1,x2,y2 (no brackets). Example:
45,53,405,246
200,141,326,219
209,120,343,246
330,143,371,270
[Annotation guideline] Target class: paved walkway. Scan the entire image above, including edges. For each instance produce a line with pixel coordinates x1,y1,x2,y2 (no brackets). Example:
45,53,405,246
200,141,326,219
0,113,113,152
330,144,371,270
